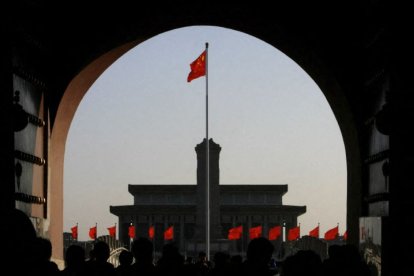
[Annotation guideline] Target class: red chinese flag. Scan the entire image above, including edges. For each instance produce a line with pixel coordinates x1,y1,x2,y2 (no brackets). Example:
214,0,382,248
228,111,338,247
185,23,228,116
343,230,348,240
268,226,281,241
287,226,300,241
107,225,116,237
228,225,243,240
71,225,78,240
149,225,155,239
89,226,97,240
324,225,339,240
187,50,206,82
309,225,319,238
128,225,135,239
249,225,262,239
164,226,174,240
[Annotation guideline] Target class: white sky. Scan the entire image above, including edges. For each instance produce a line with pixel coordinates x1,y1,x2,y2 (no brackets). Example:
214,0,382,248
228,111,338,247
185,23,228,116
63,26,347,241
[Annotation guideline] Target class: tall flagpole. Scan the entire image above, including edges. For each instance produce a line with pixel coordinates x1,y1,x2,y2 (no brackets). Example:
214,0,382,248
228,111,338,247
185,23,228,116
129,222,133,251
205,42,210,260
318,222,320,238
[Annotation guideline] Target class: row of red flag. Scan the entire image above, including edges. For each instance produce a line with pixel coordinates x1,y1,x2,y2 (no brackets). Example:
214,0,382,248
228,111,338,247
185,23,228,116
70,224,174,240
310,225,347,241
70,225,113,240
228,225,283,241
129,225,174,240
71,224,345,241
229,225,346,241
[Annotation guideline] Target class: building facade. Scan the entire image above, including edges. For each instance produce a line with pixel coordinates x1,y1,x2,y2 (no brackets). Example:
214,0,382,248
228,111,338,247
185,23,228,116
110,139,305,257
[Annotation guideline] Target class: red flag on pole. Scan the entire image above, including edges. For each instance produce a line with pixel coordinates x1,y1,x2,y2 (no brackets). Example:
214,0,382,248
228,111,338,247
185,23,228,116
249,225,262,239
187,50,206,82
128,225,135,239
343,230,348,240
268,226,282,241
287,226,300,241
164,226,174,240
228,225,243,240
149,225,155,239
71,225,78,240
107,225,116,237
309,225,319,238
89,226,97,240
324,225,339,240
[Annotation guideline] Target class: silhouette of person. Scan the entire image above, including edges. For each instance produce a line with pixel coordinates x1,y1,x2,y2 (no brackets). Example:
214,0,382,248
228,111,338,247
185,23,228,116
61,244,86,276
280,249,322,276
229,254,243,275
155,242,185,276
88,247,96,261
116,249,133,276
241,237,275,276
32,237,60,276
321,244,370,276
85,240,116,276
5,208,37,274
130,237,156,276
195,251,210,276
208,251,231,276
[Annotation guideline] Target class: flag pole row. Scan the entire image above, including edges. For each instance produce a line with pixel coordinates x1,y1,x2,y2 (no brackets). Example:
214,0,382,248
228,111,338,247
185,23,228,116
69,224,175,241
70,223,346,241
228,224,347,241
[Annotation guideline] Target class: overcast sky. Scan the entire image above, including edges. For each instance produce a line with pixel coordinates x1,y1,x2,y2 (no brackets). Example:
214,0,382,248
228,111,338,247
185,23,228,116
63,26,347,241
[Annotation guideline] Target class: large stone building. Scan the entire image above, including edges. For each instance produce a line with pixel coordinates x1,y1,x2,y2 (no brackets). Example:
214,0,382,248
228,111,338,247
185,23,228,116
110,139,306,257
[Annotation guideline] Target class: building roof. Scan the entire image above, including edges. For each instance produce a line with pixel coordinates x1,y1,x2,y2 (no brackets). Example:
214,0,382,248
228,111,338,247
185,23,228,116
128,184,288,195
220,184,288,194
110,205,196,216
110,204,305,216
220,205,306,216
128,184,196,195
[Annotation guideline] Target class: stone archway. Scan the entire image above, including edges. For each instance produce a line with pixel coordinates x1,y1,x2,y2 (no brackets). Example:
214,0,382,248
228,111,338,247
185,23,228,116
49,40,141,259
49,26,360,260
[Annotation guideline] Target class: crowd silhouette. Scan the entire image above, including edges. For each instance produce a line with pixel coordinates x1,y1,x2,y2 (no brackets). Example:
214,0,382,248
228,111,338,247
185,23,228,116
6,208,375,276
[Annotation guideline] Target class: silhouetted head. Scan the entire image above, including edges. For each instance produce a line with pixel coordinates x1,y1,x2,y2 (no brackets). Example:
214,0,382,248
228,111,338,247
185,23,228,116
158,242,184,267
65,244,85,268
246,237,274,265
230,254,242,265
93,240,110,262
162,243,180,259
6,208,36,261
328,244,342,260
291,250,322,276
213,251,230,267
33,237,53,261
131,237,153,264
119,250,133,266
342,244,363,264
